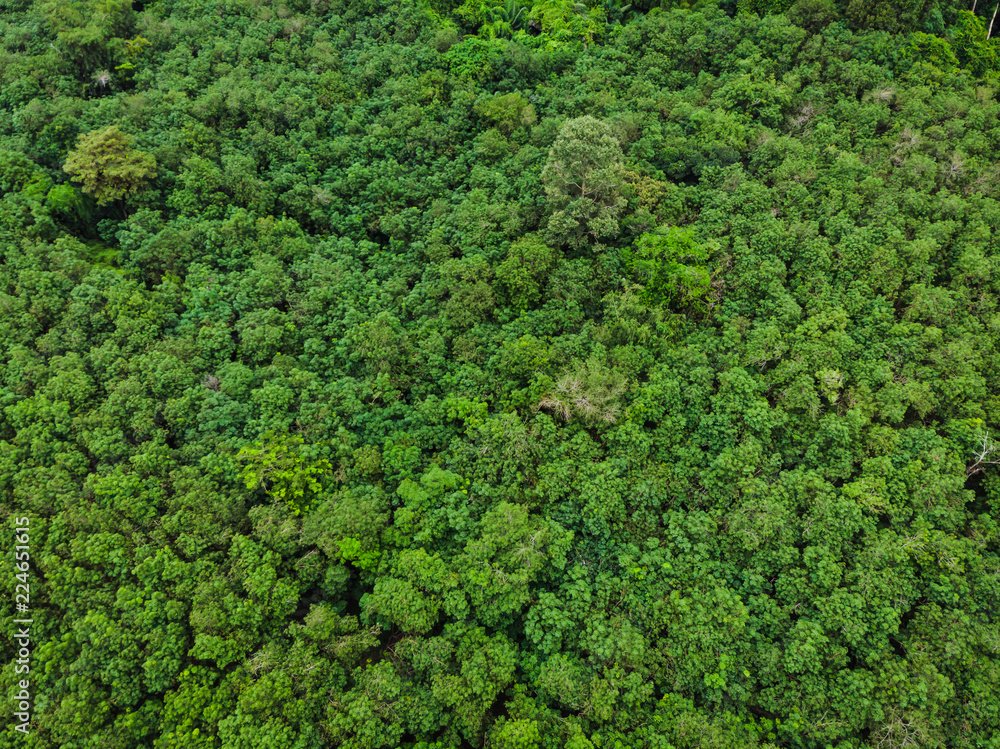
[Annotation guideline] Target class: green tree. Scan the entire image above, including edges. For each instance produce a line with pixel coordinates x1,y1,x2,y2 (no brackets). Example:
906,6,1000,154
625,227,712,310
530,0,606,42
63,126,157,212
495,233,561,309
474,92,537,134
236,432,332,515
541,116,627,249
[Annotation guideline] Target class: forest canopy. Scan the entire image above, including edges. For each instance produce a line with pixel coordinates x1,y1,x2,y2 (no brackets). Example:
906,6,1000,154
2,0,1000,747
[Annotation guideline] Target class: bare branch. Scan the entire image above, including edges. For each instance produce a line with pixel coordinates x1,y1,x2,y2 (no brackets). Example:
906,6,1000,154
966,430,1000,476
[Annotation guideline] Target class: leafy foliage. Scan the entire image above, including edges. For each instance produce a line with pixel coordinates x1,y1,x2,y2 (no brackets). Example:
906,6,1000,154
541,115,627,248
625,227,712,309
2,0,1000,747
237,432,332,515
63,126,157,207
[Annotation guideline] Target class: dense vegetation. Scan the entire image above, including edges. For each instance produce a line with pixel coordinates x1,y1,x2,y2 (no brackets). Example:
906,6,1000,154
2,0,1000,746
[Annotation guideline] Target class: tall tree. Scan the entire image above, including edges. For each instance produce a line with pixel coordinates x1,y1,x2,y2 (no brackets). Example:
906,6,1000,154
63,126,156,215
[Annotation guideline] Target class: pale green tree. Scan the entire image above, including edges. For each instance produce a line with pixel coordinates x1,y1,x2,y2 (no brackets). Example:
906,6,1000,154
63,125,157,212
541,116,626,248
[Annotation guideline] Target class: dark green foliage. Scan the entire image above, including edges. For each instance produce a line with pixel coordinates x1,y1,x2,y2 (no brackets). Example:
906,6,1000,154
2,0,1000,747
